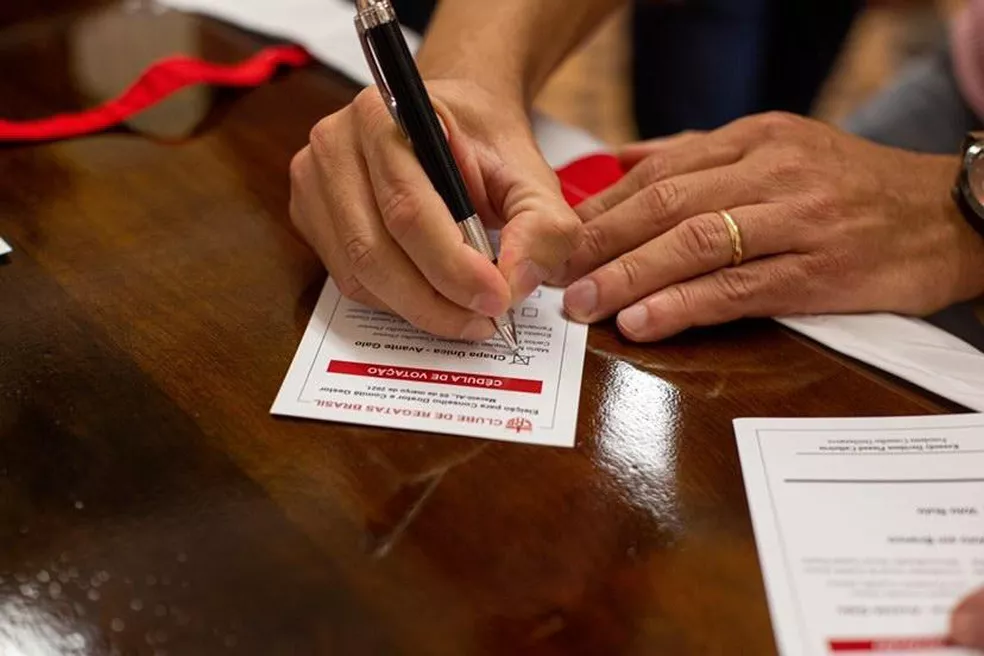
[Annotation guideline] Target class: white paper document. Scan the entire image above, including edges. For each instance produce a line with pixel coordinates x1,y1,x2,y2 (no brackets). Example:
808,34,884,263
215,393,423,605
0,238,10,256
735,415,984,656
272,280,588,446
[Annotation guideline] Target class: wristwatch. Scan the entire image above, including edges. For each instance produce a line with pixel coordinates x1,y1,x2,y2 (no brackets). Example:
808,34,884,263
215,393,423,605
953,131,984,238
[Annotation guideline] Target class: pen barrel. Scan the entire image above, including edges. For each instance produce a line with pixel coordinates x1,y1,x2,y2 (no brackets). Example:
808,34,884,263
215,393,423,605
365,21,475,222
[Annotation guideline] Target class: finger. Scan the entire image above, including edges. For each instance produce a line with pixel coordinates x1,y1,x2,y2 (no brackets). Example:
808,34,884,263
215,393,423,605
290,145,390,309
556,163,764,286
576,130,741,224
494,167,585,303
333,167,496,341
309,114,494,341
952,589,984,650
618,130,705,169
614,253,808,342
565,205,797,323
355,89,511,318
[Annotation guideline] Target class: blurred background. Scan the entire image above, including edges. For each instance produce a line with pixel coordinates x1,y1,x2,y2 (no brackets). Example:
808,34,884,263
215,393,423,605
534,0,961,144
392,0,963,146
0,0,967,148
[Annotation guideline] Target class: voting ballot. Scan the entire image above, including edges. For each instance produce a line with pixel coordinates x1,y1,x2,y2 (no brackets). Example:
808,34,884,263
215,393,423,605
272,276,588,446
736,415,984,655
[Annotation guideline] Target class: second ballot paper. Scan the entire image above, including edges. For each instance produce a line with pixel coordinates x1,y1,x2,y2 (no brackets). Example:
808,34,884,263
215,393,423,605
736,414,984,656
272,277,588,447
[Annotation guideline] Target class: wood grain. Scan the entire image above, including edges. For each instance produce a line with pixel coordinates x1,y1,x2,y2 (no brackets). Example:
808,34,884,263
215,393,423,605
0,5,959,655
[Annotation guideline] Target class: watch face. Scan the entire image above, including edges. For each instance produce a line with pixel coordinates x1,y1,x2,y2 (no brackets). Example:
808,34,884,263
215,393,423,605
968,144,984,208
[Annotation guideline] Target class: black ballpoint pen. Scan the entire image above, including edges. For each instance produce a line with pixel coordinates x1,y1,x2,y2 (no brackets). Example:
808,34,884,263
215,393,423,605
354,0,520,353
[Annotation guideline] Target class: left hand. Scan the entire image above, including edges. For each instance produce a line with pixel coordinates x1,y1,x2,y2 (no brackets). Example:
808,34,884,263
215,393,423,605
554,112,984,341
953,587,984,651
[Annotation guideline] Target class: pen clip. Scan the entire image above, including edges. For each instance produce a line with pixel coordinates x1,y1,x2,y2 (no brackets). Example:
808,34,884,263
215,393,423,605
355,18,407,138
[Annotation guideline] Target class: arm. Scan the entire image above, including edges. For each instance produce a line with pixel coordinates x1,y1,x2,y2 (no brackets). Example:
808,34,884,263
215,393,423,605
417,0,626,107
289,0,622,340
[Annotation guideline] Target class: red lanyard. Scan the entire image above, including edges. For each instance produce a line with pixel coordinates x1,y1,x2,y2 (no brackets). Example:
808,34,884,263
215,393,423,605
0,45,311,142
0,42,624,200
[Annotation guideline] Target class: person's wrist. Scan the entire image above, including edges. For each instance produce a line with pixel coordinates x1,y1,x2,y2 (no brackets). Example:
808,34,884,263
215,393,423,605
416,33,531,109
418,63,526,110
937,155,984,302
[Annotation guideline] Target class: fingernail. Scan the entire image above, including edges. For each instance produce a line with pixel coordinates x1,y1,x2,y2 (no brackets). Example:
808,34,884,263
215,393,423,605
460,317,495,342
509,260,548,300
617,305,650,337
564,279,598,321
952,608,984,649
470,292,505,317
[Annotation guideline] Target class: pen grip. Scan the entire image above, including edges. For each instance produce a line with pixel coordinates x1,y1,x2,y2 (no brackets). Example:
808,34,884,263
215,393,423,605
366,22,475,222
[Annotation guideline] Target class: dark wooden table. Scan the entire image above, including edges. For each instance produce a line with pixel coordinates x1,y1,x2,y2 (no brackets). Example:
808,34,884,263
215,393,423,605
0,3,962,655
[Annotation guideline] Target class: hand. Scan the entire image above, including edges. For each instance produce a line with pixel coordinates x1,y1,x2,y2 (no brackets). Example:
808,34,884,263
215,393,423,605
554,113,984,341
289,79,581,340
953,587,984,651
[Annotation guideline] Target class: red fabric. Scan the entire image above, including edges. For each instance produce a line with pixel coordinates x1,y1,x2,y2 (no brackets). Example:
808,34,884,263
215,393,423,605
0,45,312,142
556,153,625,205
0,42,628,205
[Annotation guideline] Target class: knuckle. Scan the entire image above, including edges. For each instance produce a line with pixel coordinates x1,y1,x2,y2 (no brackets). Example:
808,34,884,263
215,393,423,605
351,87,378,114
767,152,805,182
755,111,802,138
665,284,697,317
379,182,423,241
352,87,390,133
580,225,608,261
802,246,851,278
334,273,367,300
803,187,841,219
676,216,726,263
717,268,758,304
289,147,309,186
615,255,644,289
642,180,681,221
343,234,377,276
308,115,337,155
288,149,312,231
637,155,668,185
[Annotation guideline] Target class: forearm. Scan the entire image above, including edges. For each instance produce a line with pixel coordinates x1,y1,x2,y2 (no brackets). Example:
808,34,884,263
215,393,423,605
416,0,625,108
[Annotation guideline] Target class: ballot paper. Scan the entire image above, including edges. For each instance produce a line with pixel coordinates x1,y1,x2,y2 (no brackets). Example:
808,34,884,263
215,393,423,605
0,238,10,256
161,0,984,412
272,280,587,446
735,415,984,656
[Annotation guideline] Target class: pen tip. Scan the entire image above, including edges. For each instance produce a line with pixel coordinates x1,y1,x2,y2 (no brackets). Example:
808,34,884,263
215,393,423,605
492,318,520,353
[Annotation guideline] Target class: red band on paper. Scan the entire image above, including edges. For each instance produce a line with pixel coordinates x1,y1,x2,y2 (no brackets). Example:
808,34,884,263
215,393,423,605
327,360,543,394
828,637,950,652
0,45,312,142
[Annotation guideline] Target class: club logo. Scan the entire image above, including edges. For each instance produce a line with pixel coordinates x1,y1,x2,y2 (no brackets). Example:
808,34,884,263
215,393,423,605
505,417,533,434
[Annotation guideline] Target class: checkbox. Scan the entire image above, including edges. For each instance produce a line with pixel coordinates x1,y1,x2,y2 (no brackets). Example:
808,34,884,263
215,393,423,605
521,307,539,318
530,289,542,298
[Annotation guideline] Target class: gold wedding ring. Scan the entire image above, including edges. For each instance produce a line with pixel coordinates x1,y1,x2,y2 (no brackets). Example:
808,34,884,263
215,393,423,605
717,210,744,267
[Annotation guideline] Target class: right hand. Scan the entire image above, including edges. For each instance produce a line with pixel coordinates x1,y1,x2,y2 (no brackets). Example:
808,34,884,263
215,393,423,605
289,79,582,341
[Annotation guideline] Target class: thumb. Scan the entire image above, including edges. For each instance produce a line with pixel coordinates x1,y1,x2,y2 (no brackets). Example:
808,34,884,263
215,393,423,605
496,174,584,303
952,588,984,650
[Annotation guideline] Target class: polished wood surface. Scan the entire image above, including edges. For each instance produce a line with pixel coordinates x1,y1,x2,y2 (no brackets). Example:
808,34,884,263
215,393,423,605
0,4,961,655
